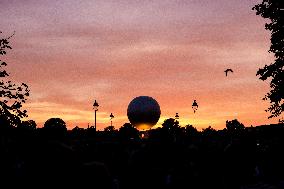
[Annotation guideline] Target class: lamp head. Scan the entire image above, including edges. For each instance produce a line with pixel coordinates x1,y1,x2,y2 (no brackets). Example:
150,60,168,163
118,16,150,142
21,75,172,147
110,113,114,119
192,100,198,113
175,112,179,120
93,100,99,111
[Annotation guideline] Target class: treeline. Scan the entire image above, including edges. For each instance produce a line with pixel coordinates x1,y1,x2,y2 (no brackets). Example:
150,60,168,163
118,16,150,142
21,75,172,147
1,117,284,188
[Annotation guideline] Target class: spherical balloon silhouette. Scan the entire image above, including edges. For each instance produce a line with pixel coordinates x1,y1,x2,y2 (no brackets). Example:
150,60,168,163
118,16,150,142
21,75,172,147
127,96,161,130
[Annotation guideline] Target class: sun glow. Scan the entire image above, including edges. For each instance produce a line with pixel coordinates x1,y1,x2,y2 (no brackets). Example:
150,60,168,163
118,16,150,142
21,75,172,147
135,123,153,131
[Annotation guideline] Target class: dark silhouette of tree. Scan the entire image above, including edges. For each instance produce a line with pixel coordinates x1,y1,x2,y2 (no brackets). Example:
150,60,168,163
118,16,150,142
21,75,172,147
72,125,85,132
184,124,198,133
161,118,181,142
71,126,84,135
202,126,216,137
43,118,67,138
102,125,118,140
0,32,30,128
162,118,179,131
44,118,67,130
253,1,284,119
19,120,37,130
119,123,139,140
226,119,245,132
104,125,116,132
72,125,80,131
182,124,199,143
86,125,97,138
184,124,198,136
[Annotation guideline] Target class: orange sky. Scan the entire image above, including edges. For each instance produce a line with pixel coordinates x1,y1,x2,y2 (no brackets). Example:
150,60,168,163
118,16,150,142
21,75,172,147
0,0,280,130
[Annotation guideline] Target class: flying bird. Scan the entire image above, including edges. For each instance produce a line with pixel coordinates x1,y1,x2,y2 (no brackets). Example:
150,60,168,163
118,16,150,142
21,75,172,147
224,69,233,76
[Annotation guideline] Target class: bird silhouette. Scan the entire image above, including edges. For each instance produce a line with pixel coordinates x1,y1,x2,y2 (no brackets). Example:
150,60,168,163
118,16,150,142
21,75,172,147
224,69,233,76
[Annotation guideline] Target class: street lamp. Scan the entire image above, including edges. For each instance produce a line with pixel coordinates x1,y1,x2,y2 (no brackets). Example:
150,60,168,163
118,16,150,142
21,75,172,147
192,100,198,113
175,112,179,120
93,100,99,131
110,113,114,127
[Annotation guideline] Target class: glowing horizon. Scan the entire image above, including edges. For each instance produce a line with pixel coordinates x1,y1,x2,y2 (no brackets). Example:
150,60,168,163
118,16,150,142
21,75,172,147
1,0,280,130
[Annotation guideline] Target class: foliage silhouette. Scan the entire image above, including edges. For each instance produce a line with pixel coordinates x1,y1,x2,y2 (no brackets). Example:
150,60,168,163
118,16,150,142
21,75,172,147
0,116,284,188
161,118,181,142
70,126,86,139
19,120,37,130
43,118,67,138
119,123,139,141
162,118,179,130
226,119,245,132
184,124,198,133
44,118,67,130
0,32,30,128
253,1,284,119
184,124,199,137
104,125,116,132
202,126,216,137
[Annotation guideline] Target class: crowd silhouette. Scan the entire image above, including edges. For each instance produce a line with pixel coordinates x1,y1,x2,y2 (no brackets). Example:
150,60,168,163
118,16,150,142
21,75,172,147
0,117,284,189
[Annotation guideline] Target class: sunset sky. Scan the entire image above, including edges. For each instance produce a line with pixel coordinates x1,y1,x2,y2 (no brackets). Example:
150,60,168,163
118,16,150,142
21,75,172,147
0,0,279,130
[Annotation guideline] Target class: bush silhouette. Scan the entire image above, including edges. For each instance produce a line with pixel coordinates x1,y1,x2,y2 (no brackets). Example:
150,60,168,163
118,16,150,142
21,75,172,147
43,118,67,138
19,120,37,130
119,123,139,140
226,119,245,132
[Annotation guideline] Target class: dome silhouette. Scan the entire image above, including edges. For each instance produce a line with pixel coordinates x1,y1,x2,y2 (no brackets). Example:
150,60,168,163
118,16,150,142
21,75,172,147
127,96,161,130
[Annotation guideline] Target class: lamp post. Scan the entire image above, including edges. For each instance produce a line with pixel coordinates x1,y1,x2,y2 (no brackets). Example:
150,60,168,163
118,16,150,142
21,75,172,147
192,100,198,113
175,113,179,120
93,100,99,131
110,113,114,127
